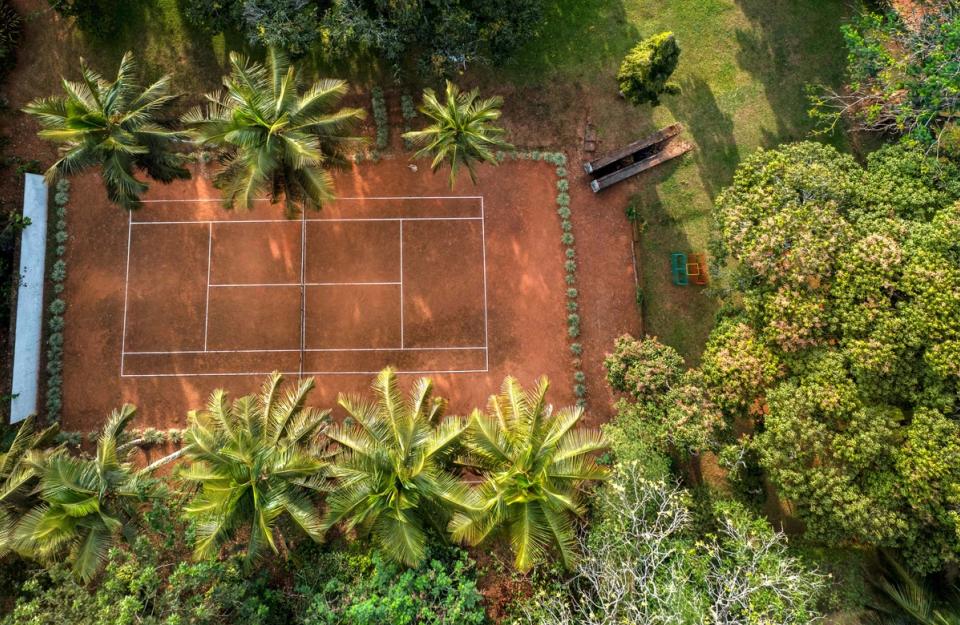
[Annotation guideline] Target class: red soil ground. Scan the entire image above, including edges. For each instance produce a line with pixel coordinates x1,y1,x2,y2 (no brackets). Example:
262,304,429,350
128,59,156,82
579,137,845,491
61,158,641,432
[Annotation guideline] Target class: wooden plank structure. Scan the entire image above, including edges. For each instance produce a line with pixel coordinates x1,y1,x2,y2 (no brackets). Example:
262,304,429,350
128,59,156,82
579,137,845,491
583,123,693,193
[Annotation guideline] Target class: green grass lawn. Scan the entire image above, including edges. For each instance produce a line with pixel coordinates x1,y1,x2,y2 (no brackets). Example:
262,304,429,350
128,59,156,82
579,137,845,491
495,0,852,362
18,0,851,363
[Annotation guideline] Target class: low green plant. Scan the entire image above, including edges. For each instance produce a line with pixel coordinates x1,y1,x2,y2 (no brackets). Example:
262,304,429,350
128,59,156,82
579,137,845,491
371,87,389,150
296,543,486,625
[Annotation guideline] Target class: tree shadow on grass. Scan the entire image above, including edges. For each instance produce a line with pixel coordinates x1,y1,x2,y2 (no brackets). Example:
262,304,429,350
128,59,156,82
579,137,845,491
732,0,850,149
666,77,740,201
501,0,637,83
628,156,717,363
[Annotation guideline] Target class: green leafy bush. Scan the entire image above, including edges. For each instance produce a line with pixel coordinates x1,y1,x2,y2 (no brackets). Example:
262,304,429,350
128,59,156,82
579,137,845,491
617,32,681,107
243,0,319,54
183,0,318,53
296,544,486,625
371,87,389,150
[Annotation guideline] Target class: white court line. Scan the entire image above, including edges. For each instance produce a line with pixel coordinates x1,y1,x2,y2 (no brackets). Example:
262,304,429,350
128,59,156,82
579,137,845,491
299,208,307,378
136,196,483,203
480,196,490,371
123,346,487,355
399,220,404,349
131,217,483,225
121,368,489,378
203,223,212,350
208,282,401,288
120,212,133,376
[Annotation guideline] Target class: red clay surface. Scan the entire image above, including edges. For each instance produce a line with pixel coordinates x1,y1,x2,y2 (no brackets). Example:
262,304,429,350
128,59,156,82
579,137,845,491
62,159,641,431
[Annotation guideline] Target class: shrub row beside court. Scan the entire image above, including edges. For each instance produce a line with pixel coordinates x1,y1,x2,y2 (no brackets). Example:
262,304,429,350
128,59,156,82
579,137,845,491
44,178,69,422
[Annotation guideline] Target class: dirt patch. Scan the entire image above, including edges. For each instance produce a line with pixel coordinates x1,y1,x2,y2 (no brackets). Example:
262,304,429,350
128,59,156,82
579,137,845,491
60,158,641,430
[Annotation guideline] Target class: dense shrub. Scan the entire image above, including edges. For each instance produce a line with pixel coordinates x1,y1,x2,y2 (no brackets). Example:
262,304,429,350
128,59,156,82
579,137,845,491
604,336,724,456
296,544,487,625
183,0,319,53
617,32,681,107
321,0,545,75
242,0,319,54
517,463,824,625
0,0,21,78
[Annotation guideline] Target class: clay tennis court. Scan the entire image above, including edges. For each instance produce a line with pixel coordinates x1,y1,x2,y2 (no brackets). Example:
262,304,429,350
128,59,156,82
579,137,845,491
121,195,489,378
61,159,641,431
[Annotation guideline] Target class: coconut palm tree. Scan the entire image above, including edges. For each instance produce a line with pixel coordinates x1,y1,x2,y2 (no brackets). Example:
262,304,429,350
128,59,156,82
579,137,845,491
13,405,150,581
22,52,190,210
403,81,512,186
182,48,364,214
450,377,607,572
322,367,477,567
0,415,58,556
181,373,330,563
870,551,960,625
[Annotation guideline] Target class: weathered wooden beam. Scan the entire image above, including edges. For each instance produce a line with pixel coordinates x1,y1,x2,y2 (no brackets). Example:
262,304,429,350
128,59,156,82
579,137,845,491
590,139,692,192
582,123,683,175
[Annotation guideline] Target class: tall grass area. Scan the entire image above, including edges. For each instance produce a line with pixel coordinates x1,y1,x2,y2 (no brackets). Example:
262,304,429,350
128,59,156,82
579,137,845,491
499,0,851,361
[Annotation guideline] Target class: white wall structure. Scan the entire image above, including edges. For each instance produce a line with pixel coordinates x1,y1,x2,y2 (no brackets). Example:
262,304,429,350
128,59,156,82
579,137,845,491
10,174,48,423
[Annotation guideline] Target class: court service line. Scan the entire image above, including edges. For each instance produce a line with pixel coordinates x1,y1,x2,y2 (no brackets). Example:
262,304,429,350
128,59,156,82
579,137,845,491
119,212,133,376
207,282,401,288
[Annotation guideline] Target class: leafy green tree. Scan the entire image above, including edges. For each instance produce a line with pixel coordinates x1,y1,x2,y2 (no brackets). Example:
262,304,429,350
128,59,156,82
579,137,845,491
450,377,606,572
23,52,190,210
810,4,960,153
0,416,58,556
181,373,330,562
183,48,364,214
403,81,512,186
604,336,725,456
704,140,960,573
322,367,475,567
617,32,681,107
14,405,153,582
